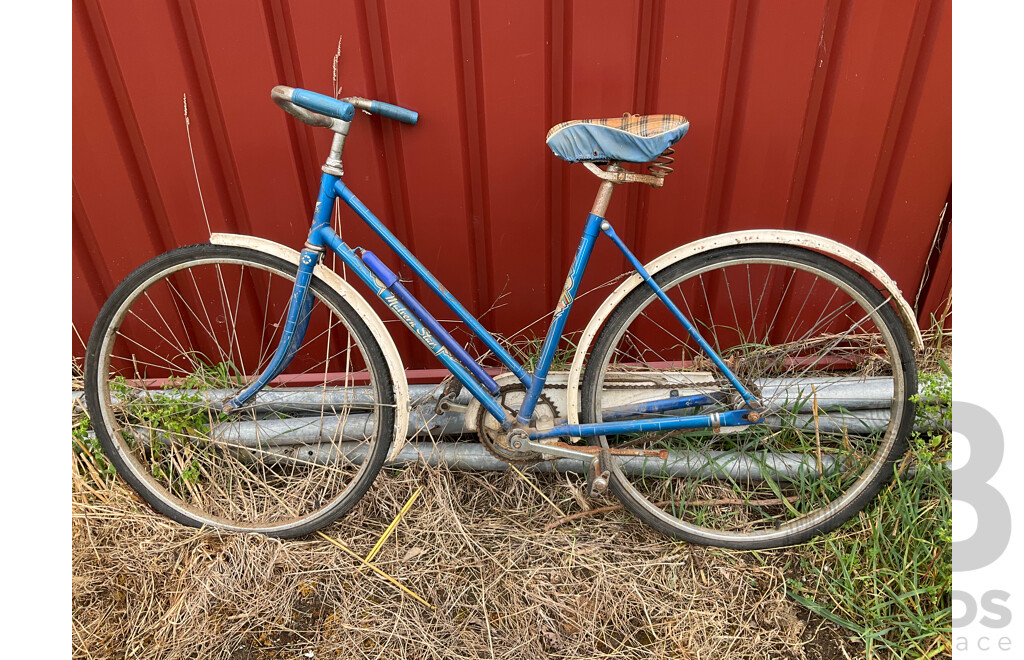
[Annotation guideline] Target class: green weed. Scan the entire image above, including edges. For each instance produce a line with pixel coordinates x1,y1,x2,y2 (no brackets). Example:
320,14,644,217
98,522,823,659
786,371,952,658
104,363,239,492
72,408,116,481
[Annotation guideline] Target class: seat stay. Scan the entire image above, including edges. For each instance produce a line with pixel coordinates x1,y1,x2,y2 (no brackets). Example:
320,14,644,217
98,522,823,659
599,220,762,410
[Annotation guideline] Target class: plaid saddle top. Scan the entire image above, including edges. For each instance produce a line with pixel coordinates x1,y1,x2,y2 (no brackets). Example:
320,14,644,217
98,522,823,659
546,114,689,164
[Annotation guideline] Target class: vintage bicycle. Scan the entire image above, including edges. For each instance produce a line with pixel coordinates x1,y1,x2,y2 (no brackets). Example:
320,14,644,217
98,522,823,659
84,85,920,549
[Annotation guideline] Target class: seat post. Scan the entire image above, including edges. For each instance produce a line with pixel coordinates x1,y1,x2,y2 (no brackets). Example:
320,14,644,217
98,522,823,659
589,162,623,217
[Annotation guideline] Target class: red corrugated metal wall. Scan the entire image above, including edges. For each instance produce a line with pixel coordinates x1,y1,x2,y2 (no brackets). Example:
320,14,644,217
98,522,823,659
72,0,951,372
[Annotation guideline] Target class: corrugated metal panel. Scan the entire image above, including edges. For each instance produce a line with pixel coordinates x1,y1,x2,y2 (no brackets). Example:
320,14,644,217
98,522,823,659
72,0,951,371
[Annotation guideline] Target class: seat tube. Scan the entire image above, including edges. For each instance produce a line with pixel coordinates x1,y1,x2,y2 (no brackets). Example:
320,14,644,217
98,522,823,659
517,180,615,424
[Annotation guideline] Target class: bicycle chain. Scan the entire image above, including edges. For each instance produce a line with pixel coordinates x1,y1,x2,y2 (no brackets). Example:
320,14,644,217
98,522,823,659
474,373,743,466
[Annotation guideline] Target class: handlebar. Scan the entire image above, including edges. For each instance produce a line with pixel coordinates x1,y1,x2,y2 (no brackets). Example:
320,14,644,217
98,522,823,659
367,100,419,125
271,86,353,128
271,85,418,129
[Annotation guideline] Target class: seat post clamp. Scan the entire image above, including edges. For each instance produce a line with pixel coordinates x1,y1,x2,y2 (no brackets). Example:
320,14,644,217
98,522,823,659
583,162,665,188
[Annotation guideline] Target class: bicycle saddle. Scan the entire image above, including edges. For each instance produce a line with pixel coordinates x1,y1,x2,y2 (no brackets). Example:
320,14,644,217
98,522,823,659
546,114,689,164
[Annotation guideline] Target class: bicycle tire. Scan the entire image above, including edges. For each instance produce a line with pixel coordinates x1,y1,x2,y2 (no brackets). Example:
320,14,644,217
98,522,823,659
84,243,396,538
580,244,916,549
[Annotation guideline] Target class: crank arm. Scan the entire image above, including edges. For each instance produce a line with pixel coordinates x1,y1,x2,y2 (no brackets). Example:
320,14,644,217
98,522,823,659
519,438,668,462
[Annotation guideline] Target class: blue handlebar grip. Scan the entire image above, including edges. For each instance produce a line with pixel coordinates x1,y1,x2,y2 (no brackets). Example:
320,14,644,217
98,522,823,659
291,89,355,122
370,100,419,125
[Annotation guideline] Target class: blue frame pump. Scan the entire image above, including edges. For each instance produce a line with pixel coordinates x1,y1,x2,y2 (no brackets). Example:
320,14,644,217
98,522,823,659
359,249,501,396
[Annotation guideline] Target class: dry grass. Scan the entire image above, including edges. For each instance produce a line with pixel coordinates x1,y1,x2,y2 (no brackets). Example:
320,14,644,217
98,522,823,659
72,453,861,659
916,298,953,377
71,309,946,658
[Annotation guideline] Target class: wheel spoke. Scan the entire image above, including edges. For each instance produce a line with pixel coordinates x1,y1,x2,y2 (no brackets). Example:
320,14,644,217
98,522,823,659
582,246,913,548
85,246,395,535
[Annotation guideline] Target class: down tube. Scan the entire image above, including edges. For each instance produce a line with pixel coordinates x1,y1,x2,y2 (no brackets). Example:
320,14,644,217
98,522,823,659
313,225,509,426
334,181,532,389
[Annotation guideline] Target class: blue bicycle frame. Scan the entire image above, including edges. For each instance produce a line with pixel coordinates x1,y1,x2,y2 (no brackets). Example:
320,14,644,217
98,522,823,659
226,163,763,442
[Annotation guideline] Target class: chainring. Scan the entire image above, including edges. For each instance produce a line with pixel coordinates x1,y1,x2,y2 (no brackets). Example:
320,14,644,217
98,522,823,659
477,384,560,465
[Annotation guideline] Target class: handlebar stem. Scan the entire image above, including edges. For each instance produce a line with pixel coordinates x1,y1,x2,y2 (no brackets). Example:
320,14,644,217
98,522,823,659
322,122,350,177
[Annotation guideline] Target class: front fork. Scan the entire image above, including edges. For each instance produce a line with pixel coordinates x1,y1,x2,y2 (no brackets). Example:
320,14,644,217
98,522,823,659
222,246,320,412
223,176,339,412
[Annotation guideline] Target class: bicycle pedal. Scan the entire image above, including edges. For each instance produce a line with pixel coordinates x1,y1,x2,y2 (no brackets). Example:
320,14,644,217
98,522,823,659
586,455,610,497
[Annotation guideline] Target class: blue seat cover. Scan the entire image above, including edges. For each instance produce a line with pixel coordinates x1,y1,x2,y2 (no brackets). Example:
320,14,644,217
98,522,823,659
546,114,689,163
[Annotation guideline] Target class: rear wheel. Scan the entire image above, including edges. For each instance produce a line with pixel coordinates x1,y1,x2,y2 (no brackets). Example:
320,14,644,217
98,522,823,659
580,244,916,549
84,244,396,537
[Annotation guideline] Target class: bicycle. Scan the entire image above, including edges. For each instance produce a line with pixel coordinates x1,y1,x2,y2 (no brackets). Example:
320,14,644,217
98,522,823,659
84,84,921,550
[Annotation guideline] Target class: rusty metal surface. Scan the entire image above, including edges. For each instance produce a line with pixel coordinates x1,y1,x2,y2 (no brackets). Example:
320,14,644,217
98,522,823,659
72,0,952,371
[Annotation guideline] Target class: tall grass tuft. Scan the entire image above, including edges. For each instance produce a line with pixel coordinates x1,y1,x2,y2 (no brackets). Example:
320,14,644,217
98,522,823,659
787,371,952,658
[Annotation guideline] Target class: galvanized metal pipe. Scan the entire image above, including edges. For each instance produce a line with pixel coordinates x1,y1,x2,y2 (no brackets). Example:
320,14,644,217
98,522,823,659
85,383,452,413
756,376,897,411
204,404,944,449
207,404,467,448
76,376,948,448
75,376,942,413
261,441,871,483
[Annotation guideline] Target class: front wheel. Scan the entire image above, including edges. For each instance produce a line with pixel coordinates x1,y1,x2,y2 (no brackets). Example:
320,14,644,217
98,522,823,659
84,244,396,538
580,244,916,549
